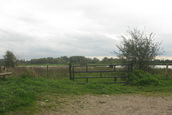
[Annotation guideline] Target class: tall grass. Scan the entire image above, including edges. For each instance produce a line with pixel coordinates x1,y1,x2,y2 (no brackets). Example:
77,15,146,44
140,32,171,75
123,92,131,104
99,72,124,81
0,66,172,114
0,76,133,113
9,66,69,78
1,75,172,114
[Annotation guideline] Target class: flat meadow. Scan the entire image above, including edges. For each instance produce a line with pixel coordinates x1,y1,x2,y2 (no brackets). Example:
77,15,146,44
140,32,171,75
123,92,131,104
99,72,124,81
0,65,172,114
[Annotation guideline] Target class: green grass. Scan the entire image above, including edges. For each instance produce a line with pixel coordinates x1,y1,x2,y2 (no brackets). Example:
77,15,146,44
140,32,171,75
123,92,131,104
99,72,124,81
0,74,172,114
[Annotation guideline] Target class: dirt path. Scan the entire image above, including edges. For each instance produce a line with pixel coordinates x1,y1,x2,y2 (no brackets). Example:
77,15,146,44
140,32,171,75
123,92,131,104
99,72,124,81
37,94,172,115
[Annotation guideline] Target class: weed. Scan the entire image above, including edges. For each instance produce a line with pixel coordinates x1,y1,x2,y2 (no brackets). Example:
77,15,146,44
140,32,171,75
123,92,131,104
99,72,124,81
128,69,166,86
0,67,172,114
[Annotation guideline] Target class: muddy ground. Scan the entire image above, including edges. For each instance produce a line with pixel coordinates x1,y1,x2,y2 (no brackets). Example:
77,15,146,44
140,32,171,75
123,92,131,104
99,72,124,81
37,94,172,115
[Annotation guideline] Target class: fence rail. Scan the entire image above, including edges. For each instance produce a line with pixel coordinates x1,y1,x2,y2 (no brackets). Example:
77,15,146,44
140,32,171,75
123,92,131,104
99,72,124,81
69,63,133,84
0,72,12,76
0,66,12,79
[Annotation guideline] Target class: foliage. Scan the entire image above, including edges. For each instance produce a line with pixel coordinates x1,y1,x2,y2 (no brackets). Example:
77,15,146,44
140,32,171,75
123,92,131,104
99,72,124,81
17,56,122,65
3,51,18,68
27,56,93,65
115,27,163,70
69,56,89,65
127,69,164,86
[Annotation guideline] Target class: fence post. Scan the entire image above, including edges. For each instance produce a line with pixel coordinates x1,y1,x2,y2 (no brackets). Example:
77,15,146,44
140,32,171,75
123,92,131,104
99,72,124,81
72,65,74,81
86,65,88,72
5,66,6,72
114,65,116,71
166,64,168,76
69,63,72,80
100,72,102,77
130,63,133,72
47,65,49,78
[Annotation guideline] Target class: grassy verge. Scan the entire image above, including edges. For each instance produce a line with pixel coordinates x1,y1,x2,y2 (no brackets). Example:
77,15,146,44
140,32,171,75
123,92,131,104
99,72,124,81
0,74,172,114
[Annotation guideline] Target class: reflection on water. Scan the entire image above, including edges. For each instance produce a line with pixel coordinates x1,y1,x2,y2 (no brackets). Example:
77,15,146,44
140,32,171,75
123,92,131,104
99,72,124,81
155,65,172,69
18,65,172,69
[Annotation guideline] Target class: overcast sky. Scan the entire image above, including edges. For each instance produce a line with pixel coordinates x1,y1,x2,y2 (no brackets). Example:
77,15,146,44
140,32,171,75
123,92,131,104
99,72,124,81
0,0,172,60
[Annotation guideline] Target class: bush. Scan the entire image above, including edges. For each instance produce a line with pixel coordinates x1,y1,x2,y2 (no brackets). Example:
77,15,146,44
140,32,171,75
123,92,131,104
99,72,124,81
128,69,164,86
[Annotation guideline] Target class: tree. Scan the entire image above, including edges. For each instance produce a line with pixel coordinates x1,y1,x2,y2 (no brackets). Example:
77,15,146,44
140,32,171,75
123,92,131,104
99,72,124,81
69,56,87,65
102,57,108,64
115,28,163,70
3,51,18,68
92,57,100,64
60,56,69,64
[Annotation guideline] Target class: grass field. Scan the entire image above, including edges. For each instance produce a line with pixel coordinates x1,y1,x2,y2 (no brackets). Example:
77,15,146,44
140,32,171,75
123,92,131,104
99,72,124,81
0,66,172,114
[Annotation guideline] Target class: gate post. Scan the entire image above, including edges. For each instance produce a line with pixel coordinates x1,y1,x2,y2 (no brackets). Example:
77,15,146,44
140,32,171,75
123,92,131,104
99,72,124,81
166,64,169,77
69,63,72,80
47,65,49,78
130,63,133,72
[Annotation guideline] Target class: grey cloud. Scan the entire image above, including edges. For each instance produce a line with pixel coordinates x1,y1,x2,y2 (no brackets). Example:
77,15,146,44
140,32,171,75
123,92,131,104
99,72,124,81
60,33,118,56
0,30,36,59
0,0,172,60
25,33,118,59
0,29,34,42
157,33,172,56
0,30,118,60
0,26,171,60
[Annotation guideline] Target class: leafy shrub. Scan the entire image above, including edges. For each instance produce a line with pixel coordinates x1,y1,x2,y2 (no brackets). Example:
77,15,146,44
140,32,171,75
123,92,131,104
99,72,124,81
19,68,38,78
20,73,32,78
127,69,164,86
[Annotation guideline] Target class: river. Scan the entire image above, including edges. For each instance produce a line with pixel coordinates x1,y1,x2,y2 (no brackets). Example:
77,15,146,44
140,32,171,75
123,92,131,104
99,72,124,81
18,65,172,69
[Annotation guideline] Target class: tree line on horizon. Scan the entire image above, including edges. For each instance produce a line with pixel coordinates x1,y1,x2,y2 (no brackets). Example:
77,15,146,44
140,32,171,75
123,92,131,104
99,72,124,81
0,52,172,67
0,55,121,65
24,56,172,65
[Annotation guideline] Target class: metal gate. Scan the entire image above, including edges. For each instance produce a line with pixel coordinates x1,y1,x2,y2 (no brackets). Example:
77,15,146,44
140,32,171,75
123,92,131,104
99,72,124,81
69,63,133,84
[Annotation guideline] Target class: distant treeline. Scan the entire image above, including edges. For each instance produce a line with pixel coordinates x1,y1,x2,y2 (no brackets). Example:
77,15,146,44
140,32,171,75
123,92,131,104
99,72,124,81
19,56,120,65
0,56,172,65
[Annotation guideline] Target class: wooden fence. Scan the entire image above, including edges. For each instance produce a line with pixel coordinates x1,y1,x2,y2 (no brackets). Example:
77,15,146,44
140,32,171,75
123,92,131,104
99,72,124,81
0,66,12,78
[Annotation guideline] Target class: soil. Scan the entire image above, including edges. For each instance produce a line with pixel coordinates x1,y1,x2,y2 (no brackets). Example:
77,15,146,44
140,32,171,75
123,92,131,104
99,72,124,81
36,94,172,115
